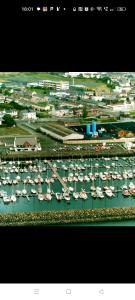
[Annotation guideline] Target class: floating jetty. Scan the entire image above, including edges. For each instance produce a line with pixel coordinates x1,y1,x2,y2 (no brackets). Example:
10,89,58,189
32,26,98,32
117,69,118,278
47,160,69,192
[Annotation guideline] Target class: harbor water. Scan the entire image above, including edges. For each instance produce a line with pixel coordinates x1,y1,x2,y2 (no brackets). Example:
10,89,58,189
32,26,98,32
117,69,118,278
1,157,135,225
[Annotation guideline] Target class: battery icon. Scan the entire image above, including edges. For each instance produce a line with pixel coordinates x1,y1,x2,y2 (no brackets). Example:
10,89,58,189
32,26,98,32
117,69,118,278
117,7,126,11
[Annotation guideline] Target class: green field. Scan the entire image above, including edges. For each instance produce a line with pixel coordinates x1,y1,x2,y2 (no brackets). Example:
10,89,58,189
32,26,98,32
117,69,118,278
0,72,109,91
36,102,48,106
129,111,135,116
36,112,49,118
0,126,32,136
0,72,67,82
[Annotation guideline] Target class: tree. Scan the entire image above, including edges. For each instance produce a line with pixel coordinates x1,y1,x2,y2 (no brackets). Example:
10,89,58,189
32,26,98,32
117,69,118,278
3,89,11,96
83,106,88,118
3,114,16,127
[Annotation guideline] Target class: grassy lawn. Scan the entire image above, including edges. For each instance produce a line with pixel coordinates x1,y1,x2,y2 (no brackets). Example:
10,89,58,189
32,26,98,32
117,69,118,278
98,118,118,123
36,112,49,118
0,126,32,136
0,72,67,82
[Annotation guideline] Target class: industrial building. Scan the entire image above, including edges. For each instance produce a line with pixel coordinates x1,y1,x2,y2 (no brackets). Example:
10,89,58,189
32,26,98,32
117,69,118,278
107,101,135,112
42,80,69,90
27,80,69,90
40,123,84,142
86,121,98,137
22,111,37,120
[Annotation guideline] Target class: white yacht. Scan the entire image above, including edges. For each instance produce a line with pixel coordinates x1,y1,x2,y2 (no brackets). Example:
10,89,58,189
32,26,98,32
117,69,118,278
91,191,97,198
64,195,70,202
16,190,22,196
3,196,11,203
11,195,17,202
45,193,52,201
97,191,104,199
73,192,79,200
56,193,63,200
31,189,37,194
38,194,44,201
22,189,27,196
105,189,114,197
68,186,74,192
79,189,88,200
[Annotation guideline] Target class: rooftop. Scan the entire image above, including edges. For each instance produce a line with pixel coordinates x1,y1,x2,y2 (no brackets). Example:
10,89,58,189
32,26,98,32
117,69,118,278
41,123,75,137
14,137,37,146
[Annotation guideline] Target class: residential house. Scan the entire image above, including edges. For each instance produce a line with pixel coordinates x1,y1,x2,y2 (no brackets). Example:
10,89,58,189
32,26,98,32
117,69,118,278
22,111,37,120
14,137,41,151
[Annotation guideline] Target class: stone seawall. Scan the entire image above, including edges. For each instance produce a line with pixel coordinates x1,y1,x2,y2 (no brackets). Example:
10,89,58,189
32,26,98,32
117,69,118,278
1,207,135,225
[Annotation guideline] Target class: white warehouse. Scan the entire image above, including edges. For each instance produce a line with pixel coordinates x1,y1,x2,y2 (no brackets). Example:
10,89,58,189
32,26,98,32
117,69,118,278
40,123,84,142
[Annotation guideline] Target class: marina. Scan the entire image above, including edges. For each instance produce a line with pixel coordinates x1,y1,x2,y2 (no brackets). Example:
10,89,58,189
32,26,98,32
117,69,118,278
1,156,135,219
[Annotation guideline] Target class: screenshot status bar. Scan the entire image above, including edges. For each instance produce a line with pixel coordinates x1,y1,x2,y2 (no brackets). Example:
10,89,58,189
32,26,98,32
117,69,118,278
20,5,128,15
0,284,134,300
0,1,129,17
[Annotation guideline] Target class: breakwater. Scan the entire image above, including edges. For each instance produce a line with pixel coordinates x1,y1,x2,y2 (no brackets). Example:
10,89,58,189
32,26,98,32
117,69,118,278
1,207,135,226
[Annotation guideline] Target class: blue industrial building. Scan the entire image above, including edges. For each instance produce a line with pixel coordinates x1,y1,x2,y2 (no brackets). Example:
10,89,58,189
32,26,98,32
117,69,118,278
86,121,98,136
86,124,92,135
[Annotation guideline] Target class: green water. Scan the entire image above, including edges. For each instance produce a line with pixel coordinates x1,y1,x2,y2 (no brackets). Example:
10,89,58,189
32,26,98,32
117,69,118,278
66,220,135,226
1,157,135,226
